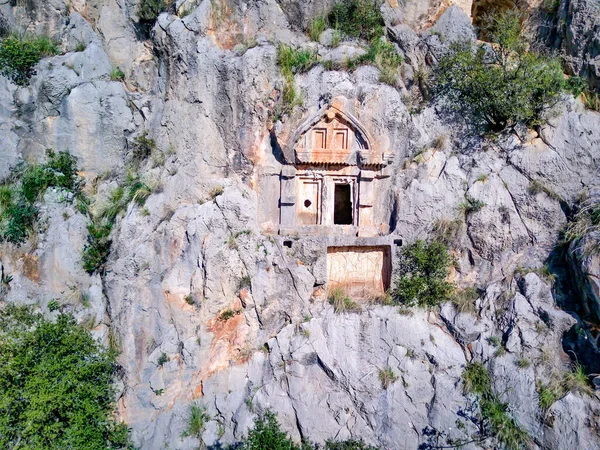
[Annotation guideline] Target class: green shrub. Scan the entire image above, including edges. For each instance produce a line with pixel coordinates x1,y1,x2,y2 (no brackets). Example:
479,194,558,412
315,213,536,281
435,10,573,131
0,150,80,244
451,287,479,314
0,305,131,449
394,240,454,308
242,410,299,450
131,132,156,167
82,220,113,273
379,367,397,389
463,362,530,450
110,66,125,81
182,403,210,439
328,0,384,42
138,0,169,22
82,174,153,273
359,38,403,85
0,34,59,84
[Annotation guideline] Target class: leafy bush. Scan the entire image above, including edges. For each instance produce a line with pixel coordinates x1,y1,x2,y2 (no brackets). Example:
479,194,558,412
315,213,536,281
0,34,59,84
379,367,397,389
138,0,169,22
435,10,574,131
358,38,403,85
0,305,130,449
242,410,299,450
394,240,454,307
0,150,80,244
463,362,530,450
328,0,384,42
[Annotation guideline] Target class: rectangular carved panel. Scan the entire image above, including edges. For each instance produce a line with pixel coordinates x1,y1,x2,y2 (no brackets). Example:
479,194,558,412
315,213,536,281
326,246,391,299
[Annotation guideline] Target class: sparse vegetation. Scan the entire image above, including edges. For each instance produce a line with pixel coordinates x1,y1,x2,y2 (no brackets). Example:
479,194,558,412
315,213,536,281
47,299,60,311
328,286,361,313
528,179,560,200
0,150,80,245
379,367,397,389
131,132,156,168
458,195,486,215
463,362,530,450
82,173,152,273
308,15,327,42
182,403,210,439
157,352,169,366
564,192,599,254
184,294,195,305
110,66,125,81
0,34,59,84
516,358,531,369
209,186,224,199
276,44,319,116
219,308,241,321
537,363,593,411
451,287,479,314
431,217,462,248
581,89,600,111
434,10,577,131
394,240,455,308
0,305,131,448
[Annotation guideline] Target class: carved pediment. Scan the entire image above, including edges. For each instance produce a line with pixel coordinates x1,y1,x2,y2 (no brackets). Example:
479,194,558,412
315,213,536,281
283,99,390,167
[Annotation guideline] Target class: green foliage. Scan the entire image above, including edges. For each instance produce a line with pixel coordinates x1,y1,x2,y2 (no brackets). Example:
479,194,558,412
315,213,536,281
328,0,384,42
0,305,131,449
276,44,319,115
458,195,485,214
184,294,195,305
75,42,86,52
138,0,169,22
328,287,361,313
379,367,397,389
242,410,299,450
463,362,530,450
435,10,572,131
82,173,152,273
308,16,327,42
47,299,60,311
394,240,454,308
157,352,169,366
581,89,600,111
359,38,403,85
182,403,210,438
0,150,80,244
0,34,59,84
537,381,561,411
110,66,125,81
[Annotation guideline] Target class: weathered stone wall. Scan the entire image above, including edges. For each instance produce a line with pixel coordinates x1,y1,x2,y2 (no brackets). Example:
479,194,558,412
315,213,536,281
0,1,599,449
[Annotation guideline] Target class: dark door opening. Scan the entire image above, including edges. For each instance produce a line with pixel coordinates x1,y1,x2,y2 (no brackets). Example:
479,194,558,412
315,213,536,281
334,184,353,225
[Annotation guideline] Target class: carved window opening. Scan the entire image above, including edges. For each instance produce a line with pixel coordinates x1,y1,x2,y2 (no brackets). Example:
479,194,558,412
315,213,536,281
334,184,353,225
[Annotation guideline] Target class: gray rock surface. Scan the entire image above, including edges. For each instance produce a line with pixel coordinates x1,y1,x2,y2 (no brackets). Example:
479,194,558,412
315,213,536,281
1,1,600,450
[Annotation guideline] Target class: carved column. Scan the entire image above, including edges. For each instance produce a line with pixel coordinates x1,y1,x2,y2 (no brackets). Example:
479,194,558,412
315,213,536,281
358,169,377,237
279,165,297,234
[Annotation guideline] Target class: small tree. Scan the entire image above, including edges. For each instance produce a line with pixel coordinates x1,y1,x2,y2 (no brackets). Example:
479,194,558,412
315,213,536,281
434,10,572,131
243,410,299,450
0,305,130,448
394,240,454,307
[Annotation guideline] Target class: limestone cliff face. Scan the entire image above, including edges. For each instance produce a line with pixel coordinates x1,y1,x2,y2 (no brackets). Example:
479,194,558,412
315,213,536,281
1,1,600,449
